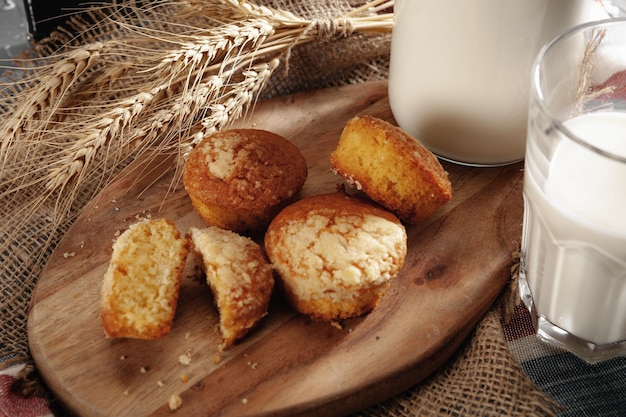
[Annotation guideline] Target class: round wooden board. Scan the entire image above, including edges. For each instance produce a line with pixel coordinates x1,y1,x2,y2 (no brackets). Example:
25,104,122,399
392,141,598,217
28,81,524,417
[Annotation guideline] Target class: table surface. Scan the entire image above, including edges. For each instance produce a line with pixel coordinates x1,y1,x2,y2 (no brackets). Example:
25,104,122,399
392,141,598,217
4,300,625,416
3,85,625,417
26,81,522,417
1,2,625,416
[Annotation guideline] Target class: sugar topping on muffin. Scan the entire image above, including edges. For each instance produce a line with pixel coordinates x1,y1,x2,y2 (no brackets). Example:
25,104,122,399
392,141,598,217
189,226,274,348
264,192,407,321
183,129,307,233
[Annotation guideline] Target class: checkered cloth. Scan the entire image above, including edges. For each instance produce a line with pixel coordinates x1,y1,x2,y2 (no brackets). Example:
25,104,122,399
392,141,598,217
502,305,626,416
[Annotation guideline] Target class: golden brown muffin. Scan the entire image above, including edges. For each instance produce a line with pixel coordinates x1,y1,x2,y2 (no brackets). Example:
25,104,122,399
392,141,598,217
264,192,407,321
330,115,452,225
101,218,189,339
189,226,274,348
183,129,307,233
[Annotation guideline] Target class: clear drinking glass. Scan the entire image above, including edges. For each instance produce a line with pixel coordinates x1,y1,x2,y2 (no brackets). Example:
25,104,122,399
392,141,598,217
520,18,626,363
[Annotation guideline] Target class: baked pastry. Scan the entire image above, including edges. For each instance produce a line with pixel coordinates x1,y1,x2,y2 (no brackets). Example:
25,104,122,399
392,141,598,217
183,129,308,233
264,192,407,321
330,115,452,225
101,218,189,339
189,226,274,347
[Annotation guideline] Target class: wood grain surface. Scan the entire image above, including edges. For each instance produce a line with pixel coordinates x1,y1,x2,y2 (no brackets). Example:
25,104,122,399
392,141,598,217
28,81,524,417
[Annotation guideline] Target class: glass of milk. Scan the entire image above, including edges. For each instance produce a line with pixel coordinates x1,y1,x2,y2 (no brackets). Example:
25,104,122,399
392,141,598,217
520,18,626,363
388,0,594,166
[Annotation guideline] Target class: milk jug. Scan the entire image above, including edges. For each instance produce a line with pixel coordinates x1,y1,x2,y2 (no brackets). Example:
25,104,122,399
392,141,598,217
389,0,593,165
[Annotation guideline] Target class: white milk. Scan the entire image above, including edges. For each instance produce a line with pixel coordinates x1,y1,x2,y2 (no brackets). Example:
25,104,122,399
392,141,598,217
389,0,592,165
523,112,626,345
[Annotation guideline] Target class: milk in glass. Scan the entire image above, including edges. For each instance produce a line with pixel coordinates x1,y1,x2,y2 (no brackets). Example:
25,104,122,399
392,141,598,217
522,112,626,346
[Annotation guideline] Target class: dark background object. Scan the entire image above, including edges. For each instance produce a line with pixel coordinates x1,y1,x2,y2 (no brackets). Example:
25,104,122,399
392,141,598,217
24,0,112,40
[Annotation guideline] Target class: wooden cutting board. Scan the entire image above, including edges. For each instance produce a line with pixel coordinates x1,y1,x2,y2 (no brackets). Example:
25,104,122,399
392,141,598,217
28,81,524,417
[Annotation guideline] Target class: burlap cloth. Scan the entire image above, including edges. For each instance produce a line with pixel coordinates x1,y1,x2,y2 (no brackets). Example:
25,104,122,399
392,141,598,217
0,1,560,415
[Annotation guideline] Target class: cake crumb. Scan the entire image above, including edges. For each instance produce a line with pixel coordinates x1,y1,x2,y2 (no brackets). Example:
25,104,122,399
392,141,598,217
140,366,148,373
169,394,183,411
178,351,192,366
213,355,222,364
242,397,248,405
331,320,342,330
180,373,189,384
63,252,76,259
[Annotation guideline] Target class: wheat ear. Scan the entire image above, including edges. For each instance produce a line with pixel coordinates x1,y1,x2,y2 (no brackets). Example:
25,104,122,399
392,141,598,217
0,0,394,265
0,43,106,160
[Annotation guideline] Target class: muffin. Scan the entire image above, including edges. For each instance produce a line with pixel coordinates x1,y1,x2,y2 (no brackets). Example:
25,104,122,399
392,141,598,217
183,129,308,233
101,218,189,339
189,226,274,347
330,115,452,224
264,192,407,321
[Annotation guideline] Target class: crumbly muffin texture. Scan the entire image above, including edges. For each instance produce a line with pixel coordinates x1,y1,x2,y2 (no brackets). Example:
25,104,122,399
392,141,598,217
330,115,452,225
265,193,407,321
189,226,274,348
101,218,189,339
183,129,307,233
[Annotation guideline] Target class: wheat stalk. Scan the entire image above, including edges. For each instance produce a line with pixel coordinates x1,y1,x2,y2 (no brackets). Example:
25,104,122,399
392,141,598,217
0,43,106,162
0,0,393,260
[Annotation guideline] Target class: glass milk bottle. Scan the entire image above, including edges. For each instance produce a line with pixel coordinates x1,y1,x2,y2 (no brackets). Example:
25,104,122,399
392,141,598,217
388,0,593,166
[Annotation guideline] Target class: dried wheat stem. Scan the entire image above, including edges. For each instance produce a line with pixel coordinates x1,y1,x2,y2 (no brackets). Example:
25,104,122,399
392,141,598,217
143,58,279,165
44,88,160,190
0,42,107,160
1,0,394,235
344,0,394,17
155,14,391,89
185,0,299,23
43,52,275,192
155,18,275,82
185,57,280,149
37,0,393,191
574,28,616,115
